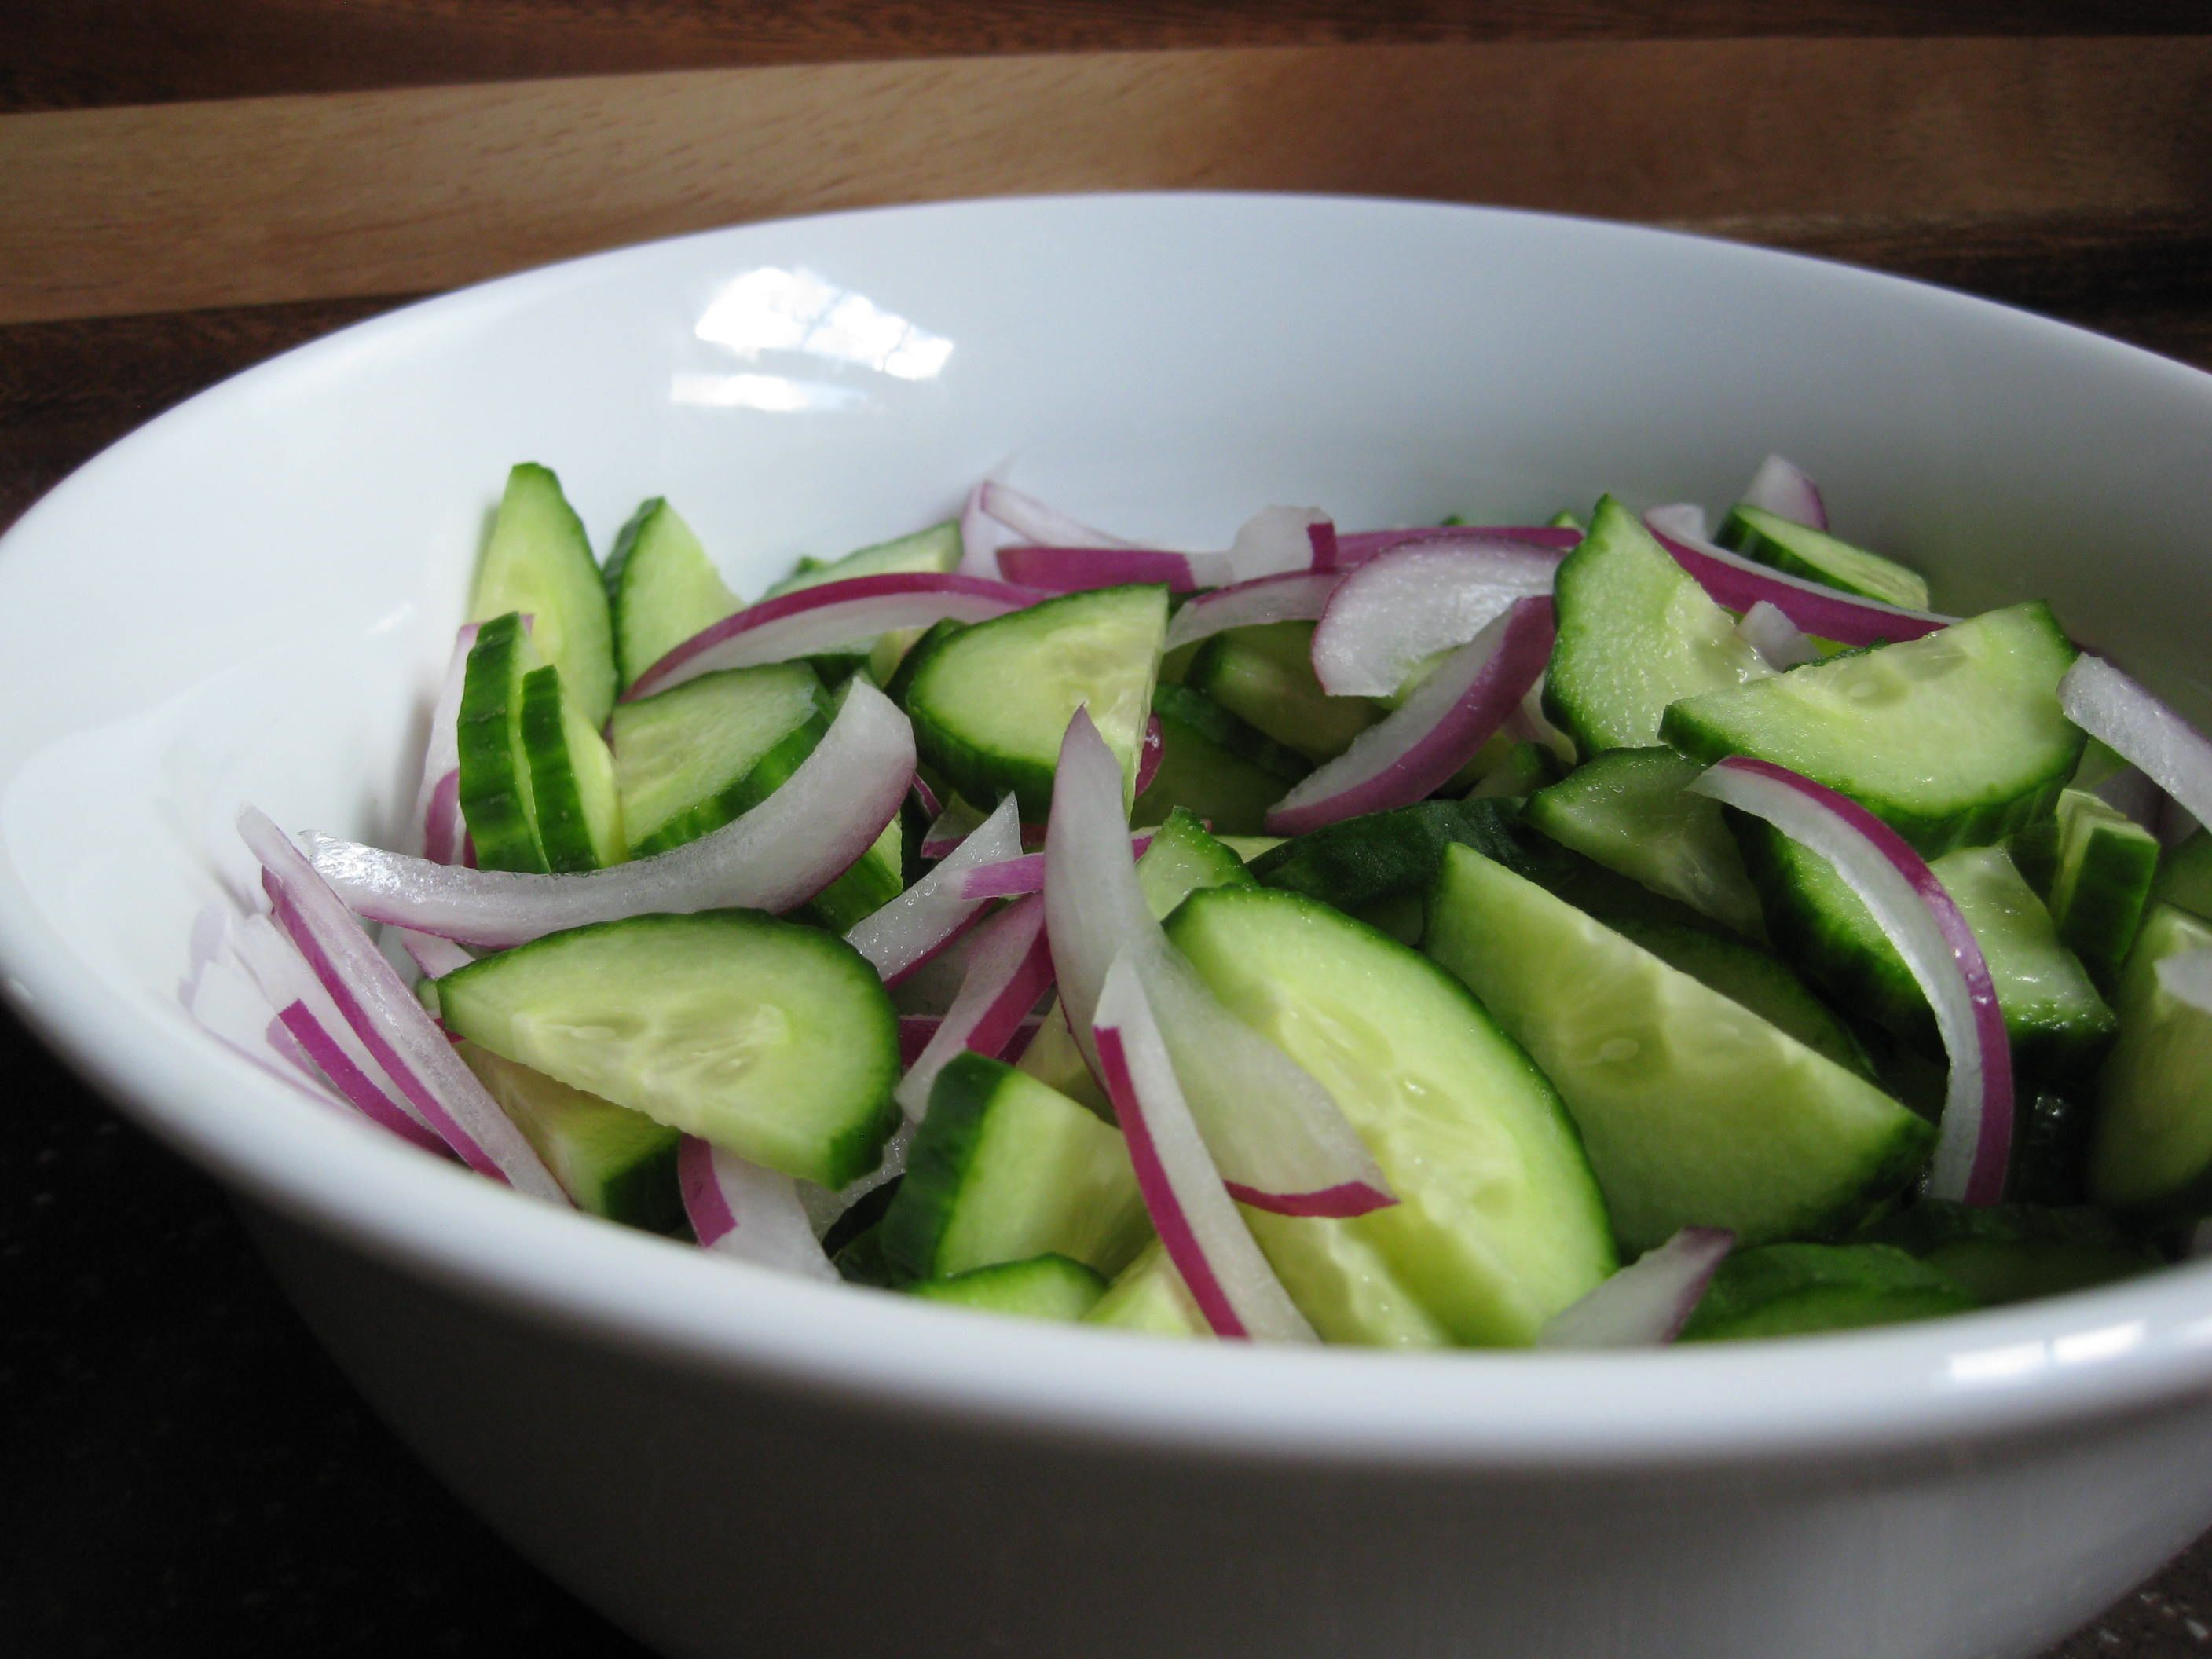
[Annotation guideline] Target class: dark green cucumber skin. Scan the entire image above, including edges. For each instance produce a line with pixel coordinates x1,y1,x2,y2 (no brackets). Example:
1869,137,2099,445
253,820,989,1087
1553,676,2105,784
1732,818,2115,1085
2055,815,2160,991
1856,1201,2158,1306
1250,799,1535,915
517,663,599,873
880,1052,1008,1281
477,463,618,729
832,1223,905,1288
1679,1243,1978,1341
806,824,906,932
602,496,665,691
1716,506,1928,607
900,585,1166,819
2155,833,2212,924
2011,1093,2094,1207
455,611,547,873
1133,683,1310,836
597,1137,688,1237
627,701,832,859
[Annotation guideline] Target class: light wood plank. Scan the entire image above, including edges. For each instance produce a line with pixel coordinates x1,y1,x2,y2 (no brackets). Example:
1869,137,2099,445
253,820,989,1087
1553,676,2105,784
3,36,2209,324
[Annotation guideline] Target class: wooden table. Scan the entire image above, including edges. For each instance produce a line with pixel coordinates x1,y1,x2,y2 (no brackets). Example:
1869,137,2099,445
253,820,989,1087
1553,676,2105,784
5,5,2212,1653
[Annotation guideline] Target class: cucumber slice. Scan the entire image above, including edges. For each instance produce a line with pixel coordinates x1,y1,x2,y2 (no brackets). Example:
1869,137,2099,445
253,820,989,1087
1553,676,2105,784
1717,504,1933,610
881,1054,1148,1281
518,663,624,872
456,1041,683,1232
467,463,618,729
1860,1201,2155,1306
1137,807,1255,918
1464,740,1562,802
456,611,548,873
1425,844,1932,1251
830,1223,903,1289
437,911,899,1188
609,663,830,857
1166,885,1617,1346
1085,1240,1210,1337
761,520,964,599
1132,682,1310,835
1248,798,1530,917
1218,835,1286,862
1678,1243,1976,1342
1013,1004,1109,1117
901,584,1169,816
2090,904,2212,1210
910,1254,1109,1321
1603,914,1873,1080
1738,830,2117,1080
1542,494,1771,755
1185,621,1381,763
603,498,742,694
2043,789,2159,988
1662,602,2082,855
2154,831,2212,925
807,810,906,932
1525,748,1763,936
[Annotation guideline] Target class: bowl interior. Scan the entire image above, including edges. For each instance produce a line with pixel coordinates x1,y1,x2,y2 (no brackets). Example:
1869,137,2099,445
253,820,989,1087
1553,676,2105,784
6,193,2212,1462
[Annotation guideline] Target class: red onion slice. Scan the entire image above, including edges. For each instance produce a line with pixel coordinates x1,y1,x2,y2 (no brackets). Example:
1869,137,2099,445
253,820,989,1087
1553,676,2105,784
960,833,1156,901
240,807,567,1201
910,772,943,822
227,912,444,1148
1090,954,1317,1342
1646,505,1952,648
1163,569,1339,654
1537,1227,1735,1348
1046,710,1394,1217
1689,757,2012,1203
1307,519,1342,571
1737,599,1820,670
1742,453,1829,531
898,1013,1042,1066
409,622,481,862
1266,596,1556,836
1310,533,1566,697
895,894,1056,1118
2059,654,2212,836
1335,525,1581,566
998,544,1232,593
677,1136,837,1280
625,573,1037,700
307,680,914,949
979,480,1138,550
394,928,474,980
1225,506,1332,580
847,793,1020,985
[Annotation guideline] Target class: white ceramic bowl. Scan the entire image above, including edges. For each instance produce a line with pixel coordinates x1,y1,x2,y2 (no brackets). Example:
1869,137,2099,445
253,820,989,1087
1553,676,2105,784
7,195,2212,1659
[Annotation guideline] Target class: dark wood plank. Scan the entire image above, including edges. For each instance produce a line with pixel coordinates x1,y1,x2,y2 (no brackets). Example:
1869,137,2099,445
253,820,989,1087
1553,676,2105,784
3,0,2207,113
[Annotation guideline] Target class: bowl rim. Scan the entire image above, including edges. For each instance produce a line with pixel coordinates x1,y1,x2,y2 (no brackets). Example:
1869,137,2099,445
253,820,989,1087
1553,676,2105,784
9,189,2212,1474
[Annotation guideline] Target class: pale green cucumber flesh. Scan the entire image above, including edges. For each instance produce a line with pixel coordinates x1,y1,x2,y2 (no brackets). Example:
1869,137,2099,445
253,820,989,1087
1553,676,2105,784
1133,683,1310,834
2045,789,2159,989
1679,1243,1977,1341
1661,602,2082,855
1719,504,1932,610
1166,884,1617,1346
467,463,617,728
903,584,1169,816
1465,740,1562,802
456,1040,682,1232
1137,807,1255,918
1526,747,1764,936
1603,914,1873,1079
604,498,742,693
518,663,625,872
2154,833,2212,924
1425,844,1932,1252
1542,493,1770,754
1738,830,2116,1080
761,520,963,599
609,663,830,856
909,1254,1109,1320
883,1054,1147,1280
2090,905,2212,1210
807,813,906,932
455,611,548,873
437,911,899,1188
1084,1240,1211,1336
1185,621,1380,763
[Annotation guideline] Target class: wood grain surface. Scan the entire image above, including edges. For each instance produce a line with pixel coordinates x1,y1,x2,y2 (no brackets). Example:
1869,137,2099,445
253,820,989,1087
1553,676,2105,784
5,0,2208,112
8,7,2212,1656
